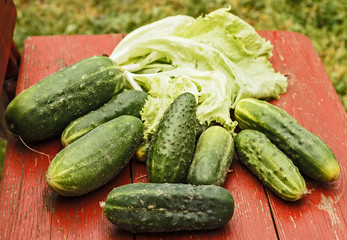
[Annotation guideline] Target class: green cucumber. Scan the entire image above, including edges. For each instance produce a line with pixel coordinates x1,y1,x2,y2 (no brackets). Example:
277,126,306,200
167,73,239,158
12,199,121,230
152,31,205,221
46,115,143,196
234,98,340,182
61,90,148,147
235,129,307,201
5,56,124,142
137,122,210,163
147,92,197,183
104,183,234,232
187,126,234,186
195,121,210,140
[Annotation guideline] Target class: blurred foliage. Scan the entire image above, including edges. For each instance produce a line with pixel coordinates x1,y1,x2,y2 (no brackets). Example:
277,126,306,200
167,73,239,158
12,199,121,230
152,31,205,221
13,0,347,109
0,139,6,180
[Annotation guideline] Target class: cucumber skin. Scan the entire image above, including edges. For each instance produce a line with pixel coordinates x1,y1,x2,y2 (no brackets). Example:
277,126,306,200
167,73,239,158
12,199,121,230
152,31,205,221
234,98,340,182
104,183,234,233
5,56,124,142
235,129,307,201
195,121,210,140
46,115,143,197
187,126,234,186
61,90,148,147
136,122,209,163
147,92,197,183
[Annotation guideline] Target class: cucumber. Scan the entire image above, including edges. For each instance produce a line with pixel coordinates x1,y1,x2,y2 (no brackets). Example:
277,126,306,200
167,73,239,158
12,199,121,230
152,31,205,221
195,121,210,140
5,56,124,142
235,129,307,201
61,90,148,147
46,115,143,196
146,92,197,183
187,126,234,186
104,183,235,232
135,140,150,163
234,98,340,182
137,122,209,163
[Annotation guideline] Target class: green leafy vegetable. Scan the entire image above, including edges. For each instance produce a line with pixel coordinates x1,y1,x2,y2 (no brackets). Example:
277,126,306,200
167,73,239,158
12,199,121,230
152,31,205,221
110,7,287,138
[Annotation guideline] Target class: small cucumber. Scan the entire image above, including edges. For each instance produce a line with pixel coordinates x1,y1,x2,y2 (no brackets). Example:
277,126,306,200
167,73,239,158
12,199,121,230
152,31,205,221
187,126,234,186
235,129,307,201
147,92,197,183
234,98,340,182
5,56,124,142
104,183,235,232
46,115,143,196
61,90,148,146
135,141,150,163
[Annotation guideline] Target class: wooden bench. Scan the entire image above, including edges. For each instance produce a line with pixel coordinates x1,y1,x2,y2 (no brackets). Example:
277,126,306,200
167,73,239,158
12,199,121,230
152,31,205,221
0,4,346,240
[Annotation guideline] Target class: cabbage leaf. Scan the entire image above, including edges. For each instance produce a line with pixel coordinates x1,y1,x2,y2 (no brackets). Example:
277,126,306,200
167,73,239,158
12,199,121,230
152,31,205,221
110,8,287,138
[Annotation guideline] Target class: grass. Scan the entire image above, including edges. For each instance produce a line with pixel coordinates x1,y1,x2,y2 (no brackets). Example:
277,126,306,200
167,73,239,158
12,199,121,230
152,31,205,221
0,140,6,180
12,0,346,109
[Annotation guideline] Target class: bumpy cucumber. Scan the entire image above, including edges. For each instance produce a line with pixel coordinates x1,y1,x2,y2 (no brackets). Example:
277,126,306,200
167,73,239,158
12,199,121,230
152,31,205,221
104,183,234,232
61,90,148,147
187,126,234,186
147,92,197,183
196,121,210,140
235,129,307,201
234,98,340,182
5,56,124,142
136,122,210,163
46,115,143,196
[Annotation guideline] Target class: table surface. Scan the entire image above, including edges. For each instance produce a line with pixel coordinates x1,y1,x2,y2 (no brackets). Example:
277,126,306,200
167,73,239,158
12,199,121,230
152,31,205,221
0,31,346,240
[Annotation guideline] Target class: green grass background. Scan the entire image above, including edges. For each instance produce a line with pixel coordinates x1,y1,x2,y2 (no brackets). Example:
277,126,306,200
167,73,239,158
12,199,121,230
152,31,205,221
1,0,346,179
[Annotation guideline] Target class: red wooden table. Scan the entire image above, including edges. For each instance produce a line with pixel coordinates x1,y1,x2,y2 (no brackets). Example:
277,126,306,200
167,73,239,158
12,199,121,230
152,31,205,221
0,32,346,240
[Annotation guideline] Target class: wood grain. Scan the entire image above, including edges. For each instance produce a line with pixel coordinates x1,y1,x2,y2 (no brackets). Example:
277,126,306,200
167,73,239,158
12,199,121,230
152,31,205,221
260,31,347,240
0,31,346,240
0,34,131,240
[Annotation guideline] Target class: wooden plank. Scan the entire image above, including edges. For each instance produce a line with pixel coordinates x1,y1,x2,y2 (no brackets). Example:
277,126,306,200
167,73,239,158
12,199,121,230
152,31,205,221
0,34,132,240
0,31,346,240
0,0,17,96
131,31,347,240
259,31,347,240
1,137,61,239
132,158,278,240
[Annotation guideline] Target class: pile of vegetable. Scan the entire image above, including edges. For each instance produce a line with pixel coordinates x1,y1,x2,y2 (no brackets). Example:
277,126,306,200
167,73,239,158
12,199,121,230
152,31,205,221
5,8,340,233
109,7,288,139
